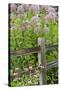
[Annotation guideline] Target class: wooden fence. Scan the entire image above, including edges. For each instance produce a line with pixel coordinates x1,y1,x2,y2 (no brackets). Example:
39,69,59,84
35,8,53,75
10,38,58,85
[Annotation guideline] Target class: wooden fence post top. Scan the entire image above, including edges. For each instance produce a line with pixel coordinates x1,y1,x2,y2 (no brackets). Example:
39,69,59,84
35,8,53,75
38,37,45,46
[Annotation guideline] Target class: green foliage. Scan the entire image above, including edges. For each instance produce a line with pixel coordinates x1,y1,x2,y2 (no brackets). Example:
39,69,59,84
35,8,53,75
11,73,39,86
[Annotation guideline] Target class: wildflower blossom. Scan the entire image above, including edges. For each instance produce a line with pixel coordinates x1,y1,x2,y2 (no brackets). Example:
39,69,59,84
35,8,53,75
30,4,40,14
20,20,31,31
47,6,56,13
22,4,30,12
10,3,17,13
31,15,40,26
17,5,24,14
44,12,57,21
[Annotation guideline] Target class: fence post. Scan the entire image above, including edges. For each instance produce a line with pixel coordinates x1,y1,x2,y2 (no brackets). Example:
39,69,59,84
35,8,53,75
38,37,47,85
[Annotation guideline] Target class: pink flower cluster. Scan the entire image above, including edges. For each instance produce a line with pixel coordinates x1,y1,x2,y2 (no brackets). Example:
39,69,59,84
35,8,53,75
10,3,58,32
44,6,58,21
10,4,41,15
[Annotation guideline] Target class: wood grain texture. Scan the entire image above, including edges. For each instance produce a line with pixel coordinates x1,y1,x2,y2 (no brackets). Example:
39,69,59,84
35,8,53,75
10,47,41,56
38,38,47,85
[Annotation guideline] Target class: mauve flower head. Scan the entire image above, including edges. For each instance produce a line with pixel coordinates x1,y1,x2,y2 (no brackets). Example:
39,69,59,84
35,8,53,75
10,3,17,13
46,6,56,13
44,12,57,21
22,4,30,12
31,15,40,25
53,6,58,12
20,20,31,31
17,5,24,14
30,4,40,14
17,13,26,18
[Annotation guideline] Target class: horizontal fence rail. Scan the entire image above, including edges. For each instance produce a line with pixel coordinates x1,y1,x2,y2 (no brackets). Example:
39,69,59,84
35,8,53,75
46,60,58,70
46,45,58,51
10,44,58,56
10,47,41,56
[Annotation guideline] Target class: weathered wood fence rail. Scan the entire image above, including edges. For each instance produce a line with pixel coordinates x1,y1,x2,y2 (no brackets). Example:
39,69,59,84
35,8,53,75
47,60,58,70
10,38,58,85
10,45,58,56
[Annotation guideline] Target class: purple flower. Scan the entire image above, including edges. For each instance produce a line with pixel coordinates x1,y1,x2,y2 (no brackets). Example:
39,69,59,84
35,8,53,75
30,4,40,14
44,12,57,21
31,15,40,25
17,13,25,18
17,5,24,14
46,6,56,13
22,4,30,12
20,20,31,31
10,3,17,13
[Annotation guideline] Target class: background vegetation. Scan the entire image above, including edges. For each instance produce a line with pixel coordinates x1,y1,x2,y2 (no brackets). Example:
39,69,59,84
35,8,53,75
9,4,58,86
